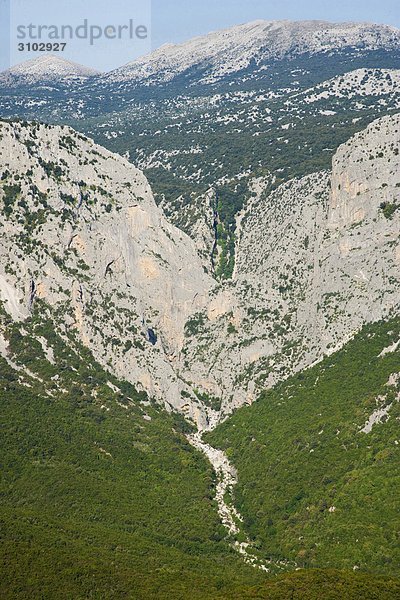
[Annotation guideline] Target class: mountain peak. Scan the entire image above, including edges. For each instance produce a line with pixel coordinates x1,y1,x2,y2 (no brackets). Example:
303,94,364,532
0,55,100,84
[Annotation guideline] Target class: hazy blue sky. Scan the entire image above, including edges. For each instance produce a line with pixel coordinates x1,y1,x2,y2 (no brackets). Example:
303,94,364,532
1,0,399,72
152,0,400,48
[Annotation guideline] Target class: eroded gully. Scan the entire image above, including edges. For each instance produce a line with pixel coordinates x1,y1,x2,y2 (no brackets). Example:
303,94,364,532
187,431,291,573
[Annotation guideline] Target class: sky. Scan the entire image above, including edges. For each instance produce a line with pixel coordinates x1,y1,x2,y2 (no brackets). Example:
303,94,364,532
0,0,399,72
152,0,400,48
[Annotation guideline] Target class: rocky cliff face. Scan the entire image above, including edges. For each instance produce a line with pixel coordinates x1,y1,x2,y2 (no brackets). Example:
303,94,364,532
0,120,214,427
0,114,399,428
181,113,400,419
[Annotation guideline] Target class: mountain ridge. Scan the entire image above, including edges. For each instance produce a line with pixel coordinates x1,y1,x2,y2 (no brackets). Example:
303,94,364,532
103,20,400,86
0,19,399,88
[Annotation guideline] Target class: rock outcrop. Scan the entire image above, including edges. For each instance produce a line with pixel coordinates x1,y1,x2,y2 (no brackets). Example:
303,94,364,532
0,114,399,426
181,113,400,418
0,120,213,427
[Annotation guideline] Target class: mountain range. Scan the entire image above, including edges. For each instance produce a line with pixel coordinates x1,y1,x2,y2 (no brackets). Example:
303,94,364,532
0,18,399,600
2,20,400,88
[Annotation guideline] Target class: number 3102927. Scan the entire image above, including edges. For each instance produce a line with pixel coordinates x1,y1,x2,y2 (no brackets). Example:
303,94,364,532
18,43,67,52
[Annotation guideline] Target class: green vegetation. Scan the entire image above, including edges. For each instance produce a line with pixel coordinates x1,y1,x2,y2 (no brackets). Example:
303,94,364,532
212,181,248,278
380,201,399,219
234,569,400,599
193,388,223,412
37,157,64,180
207,318,400,575
185,312,206,336
1,309,400,597
1,183,21,217
0,301,265,599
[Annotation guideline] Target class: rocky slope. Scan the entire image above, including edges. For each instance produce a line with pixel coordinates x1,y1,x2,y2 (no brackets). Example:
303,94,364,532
0,113,399,427
181,113,400,418
0,120,214,427
105,21,400,87
300,68,400,103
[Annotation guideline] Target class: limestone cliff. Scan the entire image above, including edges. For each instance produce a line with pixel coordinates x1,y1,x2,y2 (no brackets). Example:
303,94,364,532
0,120,213,427
181,113,400,419
0,114,398,427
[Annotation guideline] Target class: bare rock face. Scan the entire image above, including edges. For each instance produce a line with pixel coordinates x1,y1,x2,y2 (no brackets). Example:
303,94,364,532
323,114,400,331
160,188,217,272
0,114,398,428
330,115,400,226
181,113,400,419
0,120,213,427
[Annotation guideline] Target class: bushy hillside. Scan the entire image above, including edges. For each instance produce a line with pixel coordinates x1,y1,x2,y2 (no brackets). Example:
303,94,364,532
2,299,399,598
207,318,400,575
0,300,266,599
235,569,400,599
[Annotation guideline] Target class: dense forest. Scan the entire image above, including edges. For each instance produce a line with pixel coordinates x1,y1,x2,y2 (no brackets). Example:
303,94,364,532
207,318,400,576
